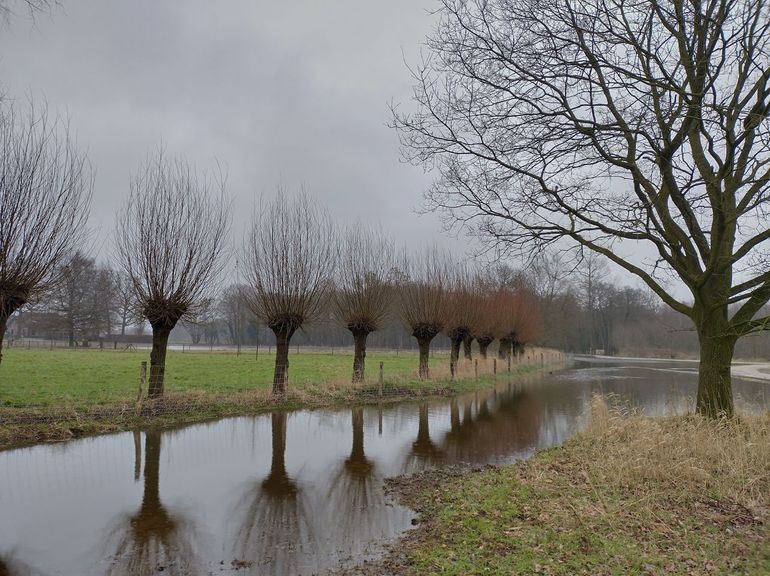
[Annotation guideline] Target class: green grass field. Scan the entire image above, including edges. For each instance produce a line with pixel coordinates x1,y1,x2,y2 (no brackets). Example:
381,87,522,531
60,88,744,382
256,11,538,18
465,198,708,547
0,345,551,448
0,347,499,409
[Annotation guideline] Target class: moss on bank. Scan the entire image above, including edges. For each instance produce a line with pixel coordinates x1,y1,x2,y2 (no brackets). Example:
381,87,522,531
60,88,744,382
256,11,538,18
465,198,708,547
365,399,770,576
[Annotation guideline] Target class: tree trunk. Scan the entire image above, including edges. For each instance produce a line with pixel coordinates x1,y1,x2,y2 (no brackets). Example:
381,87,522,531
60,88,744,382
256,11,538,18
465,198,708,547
417,337,432,379
462,334,473,360
449,335,462,372
498,337,511,360
477,337,493,359
696,326,736,418
148,325,172,399
68,320,75,348
272,327,295,395
351,329,369,383
0,312,7,365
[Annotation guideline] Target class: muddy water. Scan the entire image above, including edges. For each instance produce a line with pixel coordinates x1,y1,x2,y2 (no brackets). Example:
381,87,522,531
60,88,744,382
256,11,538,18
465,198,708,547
1,359,768,576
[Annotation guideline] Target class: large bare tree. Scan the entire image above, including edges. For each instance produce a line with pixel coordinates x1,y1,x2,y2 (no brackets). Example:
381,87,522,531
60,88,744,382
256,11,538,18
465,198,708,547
398,249,448,379
333,225,393,382
0,104,92,365
244,192,336,395
394,0,770,417
115,152,229,398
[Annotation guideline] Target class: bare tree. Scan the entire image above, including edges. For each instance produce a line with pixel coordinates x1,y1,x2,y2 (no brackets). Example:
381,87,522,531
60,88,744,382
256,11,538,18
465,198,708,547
0,103,92,365
471,279,499,359
115,152,229,398
394,0,770,417
398,249,448,379
442,265,478,375
0,0,52,24
495,287,540,361
333,225,393,382
113,270,140,337
47,251,107,346
244,192,336,395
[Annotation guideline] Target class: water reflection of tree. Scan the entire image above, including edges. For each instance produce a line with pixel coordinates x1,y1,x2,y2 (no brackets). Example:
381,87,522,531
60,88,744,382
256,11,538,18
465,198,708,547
104,430,198,576
440,387,542,464
404,403,446,471
325,407,394,553
231,412,315,575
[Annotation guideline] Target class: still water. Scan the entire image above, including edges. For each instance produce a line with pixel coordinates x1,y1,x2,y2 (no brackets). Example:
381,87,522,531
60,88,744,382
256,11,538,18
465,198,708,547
1,359,768,575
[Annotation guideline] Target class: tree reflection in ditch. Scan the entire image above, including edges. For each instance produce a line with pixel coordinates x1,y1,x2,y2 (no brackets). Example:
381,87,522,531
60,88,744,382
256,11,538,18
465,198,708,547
102,430,199,576
403,403,447,472
230,412,315,575
325,407,403,556
401,385,546,472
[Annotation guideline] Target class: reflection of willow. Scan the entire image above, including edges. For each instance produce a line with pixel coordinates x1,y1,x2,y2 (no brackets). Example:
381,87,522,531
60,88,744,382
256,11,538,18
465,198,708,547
231,412,315,575
326,408,392,550
440,387,542,464
104,430,198,576
404,403,446,471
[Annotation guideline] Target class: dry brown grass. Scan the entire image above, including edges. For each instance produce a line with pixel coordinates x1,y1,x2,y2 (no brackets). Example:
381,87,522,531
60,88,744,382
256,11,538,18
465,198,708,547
586,396,770,510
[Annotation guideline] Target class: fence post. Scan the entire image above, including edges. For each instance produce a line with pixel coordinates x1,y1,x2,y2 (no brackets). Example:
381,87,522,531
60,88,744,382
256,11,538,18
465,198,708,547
450,359,456,381
379,362,384,397
541,352,544,367
136,361,147,416
474,359,478,379
507,354,511,373
493,358,497,375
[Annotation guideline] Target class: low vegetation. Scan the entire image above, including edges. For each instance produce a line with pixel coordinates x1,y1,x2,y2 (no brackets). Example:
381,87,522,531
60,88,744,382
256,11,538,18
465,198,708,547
383,398,770,575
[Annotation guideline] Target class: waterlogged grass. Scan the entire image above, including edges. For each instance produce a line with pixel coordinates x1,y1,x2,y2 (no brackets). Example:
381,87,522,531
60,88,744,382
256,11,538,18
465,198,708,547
401,399,770,575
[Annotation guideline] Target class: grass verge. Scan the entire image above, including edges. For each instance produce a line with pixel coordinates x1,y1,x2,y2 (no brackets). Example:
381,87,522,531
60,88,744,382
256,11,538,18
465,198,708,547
368,398,770,576
0,347,551,449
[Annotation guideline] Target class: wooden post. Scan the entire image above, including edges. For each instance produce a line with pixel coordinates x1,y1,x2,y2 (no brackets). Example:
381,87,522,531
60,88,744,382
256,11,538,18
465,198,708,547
474,359,478,379
136,361,147,416
493,358,497,375
541,352,544,367
507,355,511,373
450,359,456,381
379,362,384,397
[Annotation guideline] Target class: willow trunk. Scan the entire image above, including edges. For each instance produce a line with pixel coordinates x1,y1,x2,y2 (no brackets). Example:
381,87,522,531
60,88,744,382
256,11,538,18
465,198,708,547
148,326,172,399
272,328,293,396
462,335,473,360
417,337,432,379
351,329,369,383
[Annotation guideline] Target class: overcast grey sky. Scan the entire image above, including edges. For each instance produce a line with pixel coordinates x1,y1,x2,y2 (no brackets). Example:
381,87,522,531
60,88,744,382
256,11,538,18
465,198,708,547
0,0,475,263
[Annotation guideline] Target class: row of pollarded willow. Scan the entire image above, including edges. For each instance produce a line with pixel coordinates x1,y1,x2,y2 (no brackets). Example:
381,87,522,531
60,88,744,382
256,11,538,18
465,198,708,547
243,195,541,392
0,106,536,399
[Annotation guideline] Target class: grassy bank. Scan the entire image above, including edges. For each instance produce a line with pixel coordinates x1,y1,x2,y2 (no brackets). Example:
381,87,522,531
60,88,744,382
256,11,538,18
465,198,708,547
377,399,770,576
0,347,553,449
